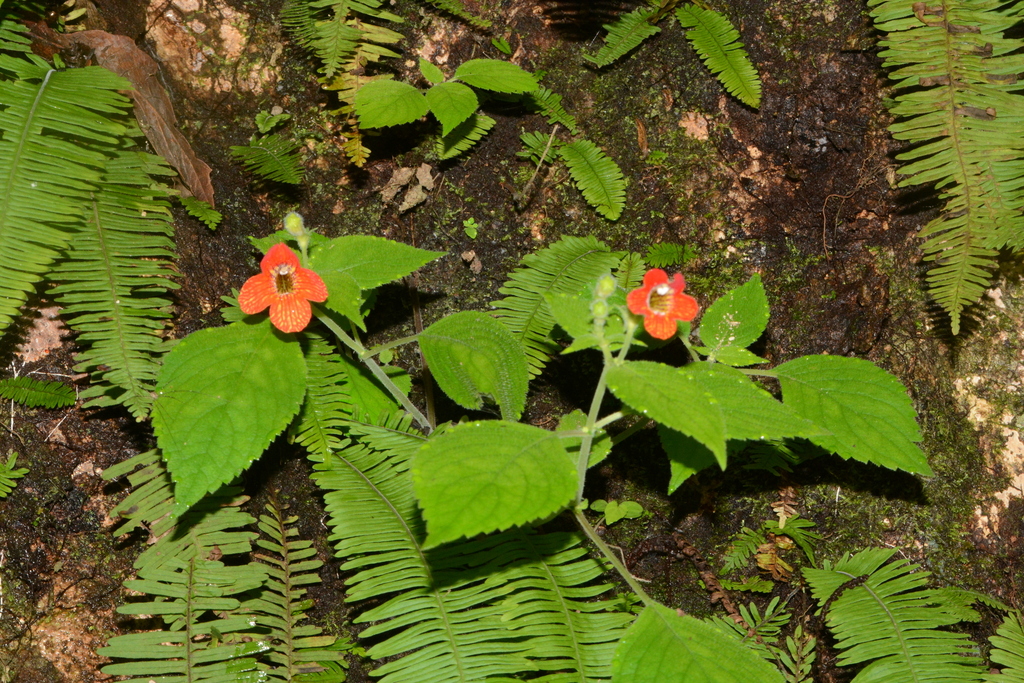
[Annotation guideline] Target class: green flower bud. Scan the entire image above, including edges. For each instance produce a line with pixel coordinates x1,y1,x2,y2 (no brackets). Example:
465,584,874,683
591,299,609,319
595,274,616,299
283,211,306,237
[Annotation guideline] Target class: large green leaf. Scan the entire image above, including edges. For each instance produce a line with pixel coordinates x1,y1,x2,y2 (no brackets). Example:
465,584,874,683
606,361,726,464
413,421,576,548
683,363,822,443
695,274,769,366
424,81,478,136
310,235,444,290
152,320,307,514
354,79,429,128
659,426,718,494
453,58,537,93
418,311,528,420
612,603,785,682
775,355,932,475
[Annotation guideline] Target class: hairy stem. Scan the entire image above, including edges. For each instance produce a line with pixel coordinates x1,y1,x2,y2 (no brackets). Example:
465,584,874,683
573,508,654,606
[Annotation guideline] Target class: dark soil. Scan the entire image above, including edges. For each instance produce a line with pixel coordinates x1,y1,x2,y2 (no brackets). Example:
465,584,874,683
0,0,1016,681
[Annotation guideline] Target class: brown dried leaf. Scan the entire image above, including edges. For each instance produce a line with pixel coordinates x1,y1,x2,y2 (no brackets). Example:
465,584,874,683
34,26,216,207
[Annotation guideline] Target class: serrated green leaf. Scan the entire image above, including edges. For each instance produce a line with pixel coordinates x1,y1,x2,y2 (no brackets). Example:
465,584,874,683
309,235,444,291
558,140,626,221
775,355,932,475
418,311,528,420
612,603,786,682
683,363,822,444
425,81,478,136
354,79,428,128
152,320,306,514
318,270,366,329
658,425,718,494
418,58,444,85
413,421,576,548
697,274,769,360
453,58,537,93
695,346,767,367
336,352,409,420
606,361,726,464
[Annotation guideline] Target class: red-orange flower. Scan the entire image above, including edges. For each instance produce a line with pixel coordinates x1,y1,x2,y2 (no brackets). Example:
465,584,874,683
626,269,699,340
238,243,328,333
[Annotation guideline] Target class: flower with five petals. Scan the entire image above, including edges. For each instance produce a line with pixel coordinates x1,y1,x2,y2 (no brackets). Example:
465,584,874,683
238,243,328,333
626,269,699,340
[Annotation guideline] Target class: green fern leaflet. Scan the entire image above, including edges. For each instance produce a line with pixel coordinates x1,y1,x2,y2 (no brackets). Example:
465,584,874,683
676,6,761,108
231,134,305,184
869,0,1024,334
0,452,27,498
804,548,987,682
558,140,627,221
0,54,132,334
0,376,75,408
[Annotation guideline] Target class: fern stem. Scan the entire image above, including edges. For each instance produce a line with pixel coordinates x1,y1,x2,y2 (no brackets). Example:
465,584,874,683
573,508,654,606
314,306,432,432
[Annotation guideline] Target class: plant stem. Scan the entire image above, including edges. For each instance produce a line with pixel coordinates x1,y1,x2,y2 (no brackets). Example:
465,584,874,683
313,306,432,432
610,416,651,447
361,334,420,359
573,508,654,606
576,354,611,504
593,411,624,431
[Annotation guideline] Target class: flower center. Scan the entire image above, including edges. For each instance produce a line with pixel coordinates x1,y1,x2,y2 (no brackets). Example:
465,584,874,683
272,263,296,295
648,283,673,314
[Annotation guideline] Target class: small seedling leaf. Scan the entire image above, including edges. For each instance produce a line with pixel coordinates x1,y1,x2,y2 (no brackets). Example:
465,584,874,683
454,58,538,93
425,81,479,136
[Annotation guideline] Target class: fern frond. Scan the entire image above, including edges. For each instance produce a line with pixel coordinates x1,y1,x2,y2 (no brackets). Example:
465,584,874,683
294,332,353,460
282,0,402,79
614,252,646,291
869,0,1024,333
710,596,791,656
415,0,490,28
231,134,305,184
310,432,631,682
523,86,579,135
721,526,765,574
676,6,761,108
804,548,987,682
0,451,27,498
645,242,684,268
102,450,259,574
180,195,222,230
987,611,1024,682
584,7,661,68
0,19,32,53
99,555,270,683
518,130,560,166
0,376,75,408
0,56,132,333
50,149,178,420
558,140,627,220
436,113,496,160
493,236,622,377
251,501,346,681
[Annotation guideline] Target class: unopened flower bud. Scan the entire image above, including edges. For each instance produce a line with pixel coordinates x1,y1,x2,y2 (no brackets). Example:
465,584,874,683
283,211,306,237
591,299,609,320
595,274,616,299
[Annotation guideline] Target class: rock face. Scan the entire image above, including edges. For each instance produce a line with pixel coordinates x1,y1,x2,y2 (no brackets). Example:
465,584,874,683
145,0,281,96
